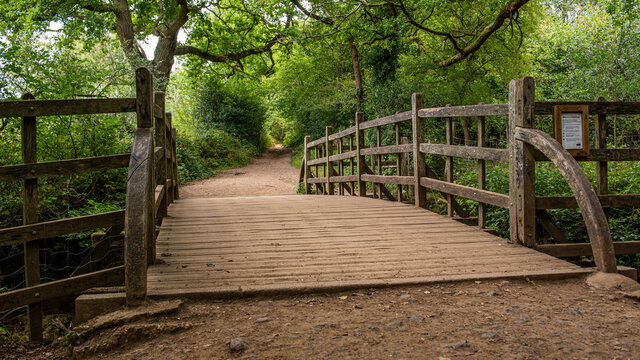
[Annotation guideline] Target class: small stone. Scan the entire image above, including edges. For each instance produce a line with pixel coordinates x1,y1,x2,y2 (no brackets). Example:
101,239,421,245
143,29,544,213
519,315,530,322
399,294,412,300
354,304,363,309
255,317,271,323
489,291,498,296
386,319,404,328
443,341,469,349
229,338,246,352
482,333,498,339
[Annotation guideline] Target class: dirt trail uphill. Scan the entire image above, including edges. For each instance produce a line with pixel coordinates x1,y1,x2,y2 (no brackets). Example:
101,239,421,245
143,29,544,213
180,146,299,198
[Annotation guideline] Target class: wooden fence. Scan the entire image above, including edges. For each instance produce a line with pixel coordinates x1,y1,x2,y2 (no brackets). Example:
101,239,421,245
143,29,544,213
0,68,178,341
303,77,640,275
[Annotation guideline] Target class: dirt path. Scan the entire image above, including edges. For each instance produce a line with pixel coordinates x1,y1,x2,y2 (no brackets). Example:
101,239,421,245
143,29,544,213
13,277,637,360
179,146,299,198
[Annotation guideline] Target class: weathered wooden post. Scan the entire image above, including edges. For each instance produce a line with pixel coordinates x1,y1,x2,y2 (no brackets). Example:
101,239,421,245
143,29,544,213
595,97,609,221
508,77,536,246
151,92,167,265
477,107,487,228
125,67,155,305
165,113,174,204
356,111,366,197
376,126,382,199
395,123,402,202
412,93,426,208
445,108,454,217
325,126,333,195
21,93,42,342
338,138,344,195
304,136,311,194
350,134,356,194
171,126,179,199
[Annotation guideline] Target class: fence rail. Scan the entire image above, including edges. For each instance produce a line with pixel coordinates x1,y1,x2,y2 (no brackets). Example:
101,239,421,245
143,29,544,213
303,76,640,276
0,67,178,342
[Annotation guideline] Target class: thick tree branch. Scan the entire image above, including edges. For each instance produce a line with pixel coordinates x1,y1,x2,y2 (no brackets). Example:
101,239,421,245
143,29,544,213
290,0,334,25
174,36,282,63
436,0,531,67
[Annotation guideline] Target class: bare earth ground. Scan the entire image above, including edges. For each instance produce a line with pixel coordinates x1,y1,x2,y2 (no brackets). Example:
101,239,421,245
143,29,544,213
4,147,640,359
179,146,299,198
82,279,640,360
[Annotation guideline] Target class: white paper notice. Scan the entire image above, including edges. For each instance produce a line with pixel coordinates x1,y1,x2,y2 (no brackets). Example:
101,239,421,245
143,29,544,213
561,113,583,150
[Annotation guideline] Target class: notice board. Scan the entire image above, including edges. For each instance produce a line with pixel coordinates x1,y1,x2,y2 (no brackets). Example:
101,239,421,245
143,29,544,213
553,105,589,156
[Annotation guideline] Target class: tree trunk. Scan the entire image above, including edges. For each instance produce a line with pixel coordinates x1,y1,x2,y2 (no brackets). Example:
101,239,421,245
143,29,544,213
349,38,363,115
462,119,471,145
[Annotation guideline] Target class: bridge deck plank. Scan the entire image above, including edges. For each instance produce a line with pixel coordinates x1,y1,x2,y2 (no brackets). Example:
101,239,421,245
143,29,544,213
147,195,590,298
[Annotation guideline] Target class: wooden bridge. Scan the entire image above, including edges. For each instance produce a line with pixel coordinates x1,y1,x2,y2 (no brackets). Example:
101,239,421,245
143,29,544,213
1,71,640,342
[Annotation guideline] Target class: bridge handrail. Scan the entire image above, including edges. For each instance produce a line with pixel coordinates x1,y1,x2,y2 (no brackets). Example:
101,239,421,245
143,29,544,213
303,76,640,275
514,126,616,272
0,67,178,340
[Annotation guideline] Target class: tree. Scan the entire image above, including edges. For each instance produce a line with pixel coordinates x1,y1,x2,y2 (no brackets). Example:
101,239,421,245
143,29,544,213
1,0,536,92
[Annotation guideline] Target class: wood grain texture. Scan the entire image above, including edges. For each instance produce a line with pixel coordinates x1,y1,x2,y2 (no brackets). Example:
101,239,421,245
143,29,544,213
418,104,509,118
515,127,616,273
147,195,588,298
0,266,124,313
124,128,154,305
0,210,125,247
0,98,136,118
419,143,508,162
20,92,41,342
412,94,426,208
0,154,130,180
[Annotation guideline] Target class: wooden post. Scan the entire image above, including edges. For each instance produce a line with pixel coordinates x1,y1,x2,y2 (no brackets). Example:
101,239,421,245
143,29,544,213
304,136,311,194
356,111,366,197
151,92,166,265
125,67,154,305
171,127,178,199
338,138,344,195
412,93,426,208
376,126,382,199
477,111,487,228
315,145,321,194
325,127,333,195
395,123,402,202
445,110,454,217
21,93,42,342
165,113,174,204
350,134,355,195
508,77,536,246
371,144,377,198
136,68,154,128
595,97,609,221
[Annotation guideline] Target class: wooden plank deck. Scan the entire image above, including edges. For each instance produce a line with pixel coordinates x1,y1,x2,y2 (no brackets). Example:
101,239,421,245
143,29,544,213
147,195,591,298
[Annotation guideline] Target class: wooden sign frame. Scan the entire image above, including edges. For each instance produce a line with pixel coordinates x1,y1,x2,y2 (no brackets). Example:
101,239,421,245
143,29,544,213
553,105,590,157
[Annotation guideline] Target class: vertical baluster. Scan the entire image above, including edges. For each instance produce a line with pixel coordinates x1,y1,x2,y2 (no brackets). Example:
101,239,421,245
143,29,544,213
21,93,42,342
395,123,402,202
376,126,382,199
412,93,426,208
477,110,486,228
445,112,454,217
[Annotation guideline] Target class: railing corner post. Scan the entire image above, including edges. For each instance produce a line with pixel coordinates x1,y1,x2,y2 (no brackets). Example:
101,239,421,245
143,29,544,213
412,93,426,208
508,77,536,246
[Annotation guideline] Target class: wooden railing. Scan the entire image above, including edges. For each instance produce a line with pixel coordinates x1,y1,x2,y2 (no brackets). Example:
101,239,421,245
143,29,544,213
304,76,640,275
0,68,178,341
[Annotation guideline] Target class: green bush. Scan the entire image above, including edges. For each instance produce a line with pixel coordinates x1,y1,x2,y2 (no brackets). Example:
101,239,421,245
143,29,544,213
177,130,258,183
195,80,266,148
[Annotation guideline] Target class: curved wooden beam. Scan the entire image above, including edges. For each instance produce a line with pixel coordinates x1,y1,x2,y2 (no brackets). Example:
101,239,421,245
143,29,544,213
514,127,617,273
124,128,155,305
